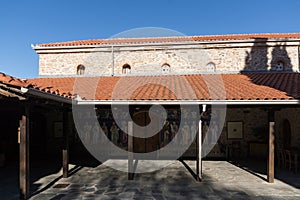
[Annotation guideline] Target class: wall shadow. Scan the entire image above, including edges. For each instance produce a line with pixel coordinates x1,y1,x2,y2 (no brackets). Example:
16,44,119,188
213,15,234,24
244,38,268,71
238,37,300,188
241,38,299,99
270,45,292,71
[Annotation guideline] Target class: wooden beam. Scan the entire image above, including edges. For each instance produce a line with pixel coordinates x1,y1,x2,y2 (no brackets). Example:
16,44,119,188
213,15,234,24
267,121,275,183
62,110,69,178
19,107,30,199
128,121,134,180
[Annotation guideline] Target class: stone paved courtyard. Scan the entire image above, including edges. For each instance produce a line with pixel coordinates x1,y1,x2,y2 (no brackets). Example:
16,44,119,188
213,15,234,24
28,160,300,200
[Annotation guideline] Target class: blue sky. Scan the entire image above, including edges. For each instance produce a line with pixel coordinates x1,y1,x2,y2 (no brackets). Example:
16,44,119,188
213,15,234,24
1,0,300,78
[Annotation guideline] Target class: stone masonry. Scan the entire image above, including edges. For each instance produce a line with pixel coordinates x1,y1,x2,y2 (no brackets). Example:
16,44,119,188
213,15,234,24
35,39,300,77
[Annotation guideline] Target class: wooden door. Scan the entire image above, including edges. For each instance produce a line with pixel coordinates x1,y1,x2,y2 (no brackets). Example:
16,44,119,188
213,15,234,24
133,111,146,153
133,111,159,153
283,119,291,149
145,114,159,153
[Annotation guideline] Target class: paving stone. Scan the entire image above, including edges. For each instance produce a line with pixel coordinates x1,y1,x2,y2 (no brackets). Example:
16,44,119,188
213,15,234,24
30,194,56,200
124,188,140,193
152,194,165,200
151,189,162,194
117,191,135,198
94,189,106,194
49,194,67,200
28,161,300,200
133,195,154,200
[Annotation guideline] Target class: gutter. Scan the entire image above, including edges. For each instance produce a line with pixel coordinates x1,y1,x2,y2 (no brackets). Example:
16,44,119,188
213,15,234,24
33,38,300,51
75,99,300,105
21,87,74,104
20,87,298,106
111,45,114,76
0,83,26,100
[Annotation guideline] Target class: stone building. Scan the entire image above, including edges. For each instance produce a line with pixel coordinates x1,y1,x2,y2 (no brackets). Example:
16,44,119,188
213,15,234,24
31,33,300,158
32,33,300,160
33,33,300,77
1,33,300,198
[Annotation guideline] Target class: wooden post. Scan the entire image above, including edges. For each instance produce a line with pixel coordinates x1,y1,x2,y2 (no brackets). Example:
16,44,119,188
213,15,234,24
267,121,275,183
128,121,134,180
19,107,30,199
62,110,69,178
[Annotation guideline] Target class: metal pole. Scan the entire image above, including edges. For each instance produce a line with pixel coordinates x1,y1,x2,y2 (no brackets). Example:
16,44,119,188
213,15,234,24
111,46,114,76
196,104,206,181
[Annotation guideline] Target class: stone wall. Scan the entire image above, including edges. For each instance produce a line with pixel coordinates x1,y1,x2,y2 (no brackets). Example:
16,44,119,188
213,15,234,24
275,108,300,149
37,40,300,76
39,52,112,76
207,107,270,159
206,106,300,159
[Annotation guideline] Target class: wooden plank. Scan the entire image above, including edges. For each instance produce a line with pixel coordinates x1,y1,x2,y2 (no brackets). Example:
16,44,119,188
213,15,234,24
267,121,275,183
128,121,134,180
19,107,30,199
62,111,69,178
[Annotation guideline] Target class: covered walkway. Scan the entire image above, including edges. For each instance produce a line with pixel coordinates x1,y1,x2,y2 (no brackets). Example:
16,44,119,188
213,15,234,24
1,72,300,199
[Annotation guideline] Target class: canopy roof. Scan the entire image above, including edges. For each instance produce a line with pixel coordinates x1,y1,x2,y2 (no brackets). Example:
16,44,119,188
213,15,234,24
29,73,299,101
1,72,299,104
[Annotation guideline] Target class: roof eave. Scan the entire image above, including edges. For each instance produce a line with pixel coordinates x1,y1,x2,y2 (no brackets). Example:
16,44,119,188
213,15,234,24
21,87,73,104
75,99,300,105
33,37,300,50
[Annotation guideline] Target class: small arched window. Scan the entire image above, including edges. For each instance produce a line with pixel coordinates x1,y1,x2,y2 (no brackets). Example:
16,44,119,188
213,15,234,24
77,65,85,75
276,61,284,71
162,63,170,73
122,64,131,74
206,62,216,72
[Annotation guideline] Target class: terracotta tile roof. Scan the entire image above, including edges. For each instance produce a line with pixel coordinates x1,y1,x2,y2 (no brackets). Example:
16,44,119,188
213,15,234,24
0,72,29,88
36,33,300,47
27,77,76,98
27,73,300,101
2,71,298,101
0,72,72,98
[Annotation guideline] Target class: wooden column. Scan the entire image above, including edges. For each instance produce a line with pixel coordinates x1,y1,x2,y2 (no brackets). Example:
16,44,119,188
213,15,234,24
267,121,275,183
128,121,134,180
62,110,69,178
196,105,205,181
19,107,30,199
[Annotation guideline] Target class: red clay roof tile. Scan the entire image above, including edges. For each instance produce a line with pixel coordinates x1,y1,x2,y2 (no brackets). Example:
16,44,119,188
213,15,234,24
2,71,298,101
26,73,299,101
0,72,29,88
36,33,300,47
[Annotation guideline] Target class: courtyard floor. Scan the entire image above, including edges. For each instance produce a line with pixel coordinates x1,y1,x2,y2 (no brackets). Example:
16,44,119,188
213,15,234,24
26,160,300,200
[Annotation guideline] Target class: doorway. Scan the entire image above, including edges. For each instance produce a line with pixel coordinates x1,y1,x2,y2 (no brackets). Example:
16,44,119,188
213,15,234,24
132,111,160,153
282,119,291,149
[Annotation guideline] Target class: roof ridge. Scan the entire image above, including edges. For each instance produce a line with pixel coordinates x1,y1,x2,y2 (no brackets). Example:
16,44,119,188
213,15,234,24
35,32,300,47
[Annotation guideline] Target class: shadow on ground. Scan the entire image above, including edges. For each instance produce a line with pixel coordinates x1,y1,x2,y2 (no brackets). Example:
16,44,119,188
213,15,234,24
30,160,300,200
232,159,300,189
